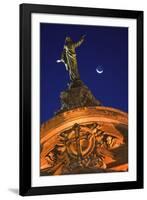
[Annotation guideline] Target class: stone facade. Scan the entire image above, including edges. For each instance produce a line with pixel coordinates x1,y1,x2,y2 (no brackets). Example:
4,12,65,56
40,106,128,175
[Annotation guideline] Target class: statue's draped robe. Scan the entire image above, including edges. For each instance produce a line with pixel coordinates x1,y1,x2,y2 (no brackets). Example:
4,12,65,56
61,38,84,81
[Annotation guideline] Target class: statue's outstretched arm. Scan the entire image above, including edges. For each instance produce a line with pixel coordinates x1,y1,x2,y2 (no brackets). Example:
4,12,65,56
74,35,86,48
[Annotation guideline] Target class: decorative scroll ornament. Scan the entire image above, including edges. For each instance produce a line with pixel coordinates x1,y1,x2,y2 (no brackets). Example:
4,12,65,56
41,122,126,175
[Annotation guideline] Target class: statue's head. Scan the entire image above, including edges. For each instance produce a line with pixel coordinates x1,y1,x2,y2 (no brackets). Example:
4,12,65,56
65,36,73,44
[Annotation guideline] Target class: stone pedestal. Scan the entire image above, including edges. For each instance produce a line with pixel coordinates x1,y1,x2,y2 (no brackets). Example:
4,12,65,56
56,79,101,114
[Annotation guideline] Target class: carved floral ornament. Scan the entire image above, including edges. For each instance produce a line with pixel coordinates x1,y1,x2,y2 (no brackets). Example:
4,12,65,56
41,120,128,175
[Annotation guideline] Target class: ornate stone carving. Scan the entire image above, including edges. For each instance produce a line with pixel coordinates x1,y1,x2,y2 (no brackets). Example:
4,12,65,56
41,121,127,175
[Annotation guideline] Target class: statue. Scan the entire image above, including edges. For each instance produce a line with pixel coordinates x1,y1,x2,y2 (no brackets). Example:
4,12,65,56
57,35,86,81
55,34,101,114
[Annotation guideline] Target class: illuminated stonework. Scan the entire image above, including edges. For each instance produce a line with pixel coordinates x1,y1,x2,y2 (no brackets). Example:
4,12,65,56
40,106,128,175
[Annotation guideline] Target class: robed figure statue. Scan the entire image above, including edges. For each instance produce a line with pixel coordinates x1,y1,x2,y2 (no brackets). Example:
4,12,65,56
57,35,86,81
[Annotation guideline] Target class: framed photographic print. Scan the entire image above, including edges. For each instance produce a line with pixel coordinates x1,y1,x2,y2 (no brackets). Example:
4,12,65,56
19,3,144,196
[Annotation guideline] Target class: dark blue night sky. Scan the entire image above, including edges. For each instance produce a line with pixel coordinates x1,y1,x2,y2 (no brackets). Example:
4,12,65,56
40,23,128,124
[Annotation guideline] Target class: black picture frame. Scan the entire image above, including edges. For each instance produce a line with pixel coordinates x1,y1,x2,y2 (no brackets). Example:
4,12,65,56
19,3,144,196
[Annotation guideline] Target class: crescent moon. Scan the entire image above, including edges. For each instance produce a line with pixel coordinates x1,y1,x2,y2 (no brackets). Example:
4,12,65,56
96,68,103,74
